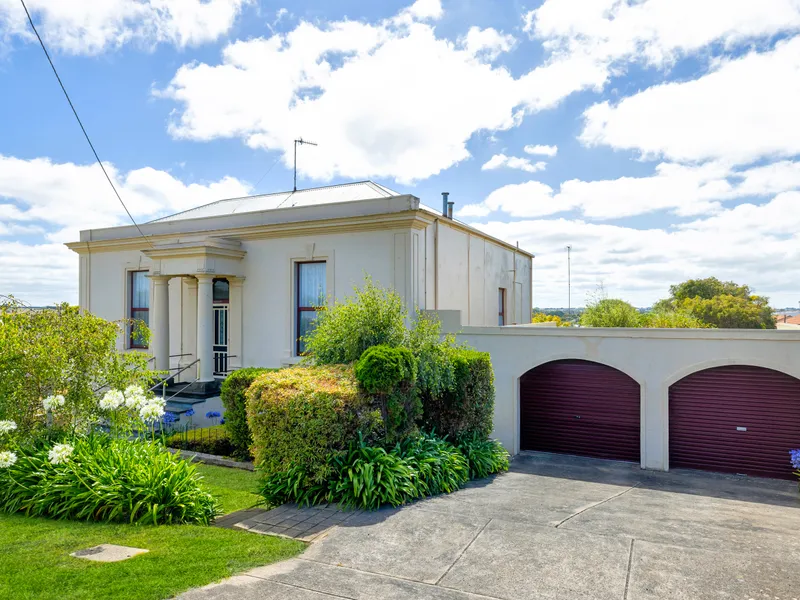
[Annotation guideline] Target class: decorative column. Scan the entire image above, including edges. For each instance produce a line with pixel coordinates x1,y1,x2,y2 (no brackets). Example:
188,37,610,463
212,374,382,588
196,274,214,382
181,277,198,380
229,277,245,369
150,275,171,372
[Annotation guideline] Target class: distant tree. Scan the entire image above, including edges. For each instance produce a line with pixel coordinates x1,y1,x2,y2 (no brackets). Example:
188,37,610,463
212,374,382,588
640,310,709,329
656,277,775,329
532,312,565,326
580,298,641,328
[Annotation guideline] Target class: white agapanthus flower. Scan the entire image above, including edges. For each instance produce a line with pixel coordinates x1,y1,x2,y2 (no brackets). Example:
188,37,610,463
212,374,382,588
42,394,66,411
139,401,165,423
99,389,125,410
0,450,17,468
123,385,148,410
0,420,17,435
48,443,74,465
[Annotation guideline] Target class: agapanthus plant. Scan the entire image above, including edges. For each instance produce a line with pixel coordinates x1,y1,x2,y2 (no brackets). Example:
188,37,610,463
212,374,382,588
790,450,800,486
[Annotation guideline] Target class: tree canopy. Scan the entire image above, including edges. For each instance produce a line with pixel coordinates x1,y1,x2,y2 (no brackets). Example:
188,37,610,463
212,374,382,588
656,277,775,329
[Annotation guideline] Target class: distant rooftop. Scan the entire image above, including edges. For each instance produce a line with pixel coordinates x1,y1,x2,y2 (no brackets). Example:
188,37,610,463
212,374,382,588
149,181,401,224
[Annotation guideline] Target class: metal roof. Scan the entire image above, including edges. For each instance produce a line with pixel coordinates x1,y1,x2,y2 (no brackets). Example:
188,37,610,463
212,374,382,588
149,180,400,224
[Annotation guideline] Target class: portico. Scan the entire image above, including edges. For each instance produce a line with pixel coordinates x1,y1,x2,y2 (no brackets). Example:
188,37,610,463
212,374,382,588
142,238,246,385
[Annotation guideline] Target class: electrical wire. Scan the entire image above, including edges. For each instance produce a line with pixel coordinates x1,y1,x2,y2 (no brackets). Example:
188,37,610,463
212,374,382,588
19,0,153,247
252,153,283,192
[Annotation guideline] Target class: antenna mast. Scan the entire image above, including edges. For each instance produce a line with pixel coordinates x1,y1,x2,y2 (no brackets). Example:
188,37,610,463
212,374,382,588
293,138,318,191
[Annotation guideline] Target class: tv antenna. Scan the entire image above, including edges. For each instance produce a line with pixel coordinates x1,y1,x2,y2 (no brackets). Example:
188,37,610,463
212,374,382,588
293,138,318,191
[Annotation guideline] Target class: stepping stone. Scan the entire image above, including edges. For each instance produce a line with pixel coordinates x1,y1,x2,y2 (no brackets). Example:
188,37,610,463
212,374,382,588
70,544,149,562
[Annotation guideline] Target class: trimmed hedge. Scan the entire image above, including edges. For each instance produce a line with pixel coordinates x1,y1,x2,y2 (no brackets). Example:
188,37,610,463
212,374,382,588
421,348,494,443
246,365,382,482
355,345,420,444
220,368,274,459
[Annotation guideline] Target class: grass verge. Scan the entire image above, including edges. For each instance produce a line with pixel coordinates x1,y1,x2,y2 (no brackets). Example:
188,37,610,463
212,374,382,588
0,464,301,600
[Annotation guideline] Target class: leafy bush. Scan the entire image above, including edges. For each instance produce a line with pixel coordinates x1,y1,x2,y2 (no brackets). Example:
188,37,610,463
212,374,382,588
640,310,709,328
303,277,408,364
458,436,510,479
580,298,642,327
355,345,420,444
0,301,154,437
331,442,419,509
421,348,494,443
220,368,274,459
395,433,469,496
0,434,219,525
260,433,471,510
246,365,382,482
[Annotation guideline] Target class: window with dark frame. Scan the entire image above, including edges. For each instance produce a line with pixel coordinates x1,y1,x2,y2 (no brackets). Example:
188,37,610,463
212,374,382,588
129,270,149,348
296,261,326,355
498,287,506,326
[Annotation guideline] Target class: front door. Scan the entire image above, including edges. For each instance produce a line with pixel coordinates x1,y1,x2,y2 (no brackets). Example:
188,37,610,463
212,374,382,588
213,304,229,375
212,278,230,376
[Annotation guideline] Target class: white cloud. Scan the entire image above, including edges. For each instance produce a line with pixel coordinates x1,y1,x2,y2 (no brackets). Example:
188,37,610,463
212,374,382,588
0,0,249,55
0,155,252,303
460,160,800,220
159,5,522,184
525,0,800,67
404,0,443,21
471,191,800,307
481,154,547,174
461,26,515,60
580,36,800,165
524,144,558,157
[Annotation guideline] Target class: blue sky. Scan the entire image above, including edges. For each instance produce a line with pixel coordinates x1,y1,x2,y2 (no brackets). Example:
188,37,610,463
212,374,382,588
1,0,799,308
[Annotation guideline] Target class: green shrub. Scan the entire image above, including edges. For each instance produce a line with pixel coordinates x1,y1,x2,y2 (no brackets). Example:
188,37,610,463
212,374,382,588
303,277,408,364
355,345,420,444
0,301,154,437
246,365,382,482
0,434,219,524
395,433,469,496
220,368,274,459
458,436,510,479
331,441,419,509
260,433,471,510
421,349,495,442
580,298,642,327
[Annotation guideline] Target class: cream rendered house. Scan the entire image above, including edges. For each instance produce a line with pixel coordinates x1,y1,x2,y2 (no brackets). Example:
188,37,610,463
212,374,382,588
67,181,533,394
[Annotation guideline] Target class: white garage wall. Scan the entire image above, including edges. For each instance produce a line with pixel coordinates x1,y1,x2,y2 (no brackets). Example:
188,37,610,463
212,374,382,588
442,319,800,471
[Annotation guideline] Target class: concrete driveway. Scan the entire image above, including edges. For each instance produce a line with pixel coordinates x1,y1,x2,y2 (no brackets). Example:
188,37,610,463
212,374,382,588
181,453,800,599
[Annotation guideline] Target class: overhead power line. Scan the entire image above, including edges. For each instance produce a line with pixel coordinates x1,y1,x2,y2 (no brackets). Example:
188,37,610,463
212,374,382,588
19,0,153,247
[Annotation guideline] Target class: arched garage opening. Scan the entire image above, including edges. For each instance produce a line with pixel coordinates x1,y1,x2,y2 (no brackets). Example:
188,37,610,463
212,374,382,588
520,359,641,462
669,365,800,479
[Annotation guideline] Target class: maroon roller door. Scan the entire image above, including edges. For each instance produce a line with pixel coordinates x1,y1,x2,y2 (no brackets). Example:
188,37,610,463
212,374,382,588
520,360,640,462
669,366,800,479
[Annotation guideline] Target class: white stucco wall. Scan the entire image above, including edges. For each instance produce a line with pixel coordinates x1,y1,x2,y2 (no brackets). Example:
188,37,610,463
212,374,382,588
445,322,800,471
432,221,532,326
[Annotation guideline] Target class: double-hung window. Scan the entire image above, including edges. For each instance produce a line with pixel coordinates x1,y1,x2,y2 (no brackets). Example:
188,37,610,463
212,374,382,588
498,287,506,326
129,271,150,348
296,261,326,355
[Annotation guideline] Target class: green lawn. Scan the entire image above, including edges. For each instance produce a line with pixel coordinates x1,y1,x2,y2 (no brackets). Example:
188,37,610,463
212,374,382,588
0,464,303,600
194,463,264,514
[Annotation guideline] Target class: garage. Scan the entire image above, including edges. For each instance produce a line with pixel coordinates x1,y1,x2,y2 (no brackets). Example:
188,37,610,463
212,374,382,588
669,365,800,479
520,359,641,462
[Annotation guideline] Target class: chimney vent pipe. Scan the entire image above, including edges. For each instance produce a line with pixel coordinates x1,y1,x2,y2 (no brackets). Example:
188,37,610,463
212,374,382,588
447,201,454,219
441,192,449,217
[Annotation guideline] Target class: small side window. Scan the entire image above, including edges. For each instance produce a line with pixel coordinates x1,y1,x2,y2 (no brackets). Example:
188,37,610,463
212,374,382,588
296,261,326,354
129,271,149,348
498,287,506,326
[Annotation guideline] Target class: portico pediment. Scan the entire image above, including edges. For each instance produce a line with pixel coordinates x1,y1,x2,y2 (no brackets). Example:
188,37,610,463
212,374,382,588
141,237,246,278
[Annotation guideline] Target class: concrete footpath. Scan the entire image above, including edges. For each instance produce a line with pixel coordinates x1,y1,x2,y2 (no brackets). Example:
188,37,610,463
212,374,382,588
179,452,800,600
